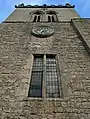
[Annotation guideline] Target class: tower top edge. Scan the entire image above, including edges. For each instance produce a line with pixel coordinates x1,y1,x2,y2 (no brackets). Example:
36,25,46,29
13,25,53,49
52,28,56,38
15,3,75,8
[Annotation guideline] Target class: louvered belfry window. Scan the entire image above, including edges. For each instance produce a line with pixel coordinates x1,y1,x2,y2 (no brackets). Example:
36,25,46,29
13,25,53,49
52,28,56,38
33,15,41,22
47,11,58,22
32,11,42,22
28,54,61,98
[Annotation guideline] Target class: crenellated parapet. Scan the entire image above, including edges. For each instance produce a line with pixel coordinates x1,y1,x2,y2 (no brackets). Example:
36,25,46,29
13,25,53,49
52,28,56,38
15,3,75,8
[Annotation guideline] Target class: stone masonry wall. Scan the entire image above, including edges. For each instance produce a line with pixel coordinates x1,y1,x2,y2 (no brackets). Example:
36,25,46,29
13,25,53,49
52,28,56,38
0,22,90,119
72,18,90,54
5,8,80,22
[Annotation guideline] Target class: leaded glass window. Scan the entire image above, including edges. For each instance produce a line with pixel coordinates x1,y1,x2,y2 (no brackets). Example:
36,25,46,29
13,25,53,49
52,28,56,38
28,55,43,97
28,54,61,98
46,55,60,98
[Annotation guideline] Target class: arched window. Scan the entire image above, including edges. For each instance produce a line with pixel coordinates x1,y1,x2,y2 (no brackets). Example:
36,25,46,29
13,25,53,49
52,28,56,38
30,10,44,22
46,11,58,22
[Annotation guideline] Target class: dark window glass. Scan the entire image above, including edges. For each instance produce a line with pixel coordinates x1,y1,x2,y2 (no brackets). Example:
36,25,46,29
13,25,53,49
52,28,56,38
48,16,51,22
52,16,55,22
46,55,60,98
28,55,43,97
37,16,40,22
33,16,37,22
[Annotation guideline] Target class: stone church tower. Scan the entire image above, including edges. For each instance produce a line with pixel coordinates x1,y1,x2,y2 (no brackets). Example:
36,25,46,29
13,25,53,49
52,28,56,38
0,3,90,119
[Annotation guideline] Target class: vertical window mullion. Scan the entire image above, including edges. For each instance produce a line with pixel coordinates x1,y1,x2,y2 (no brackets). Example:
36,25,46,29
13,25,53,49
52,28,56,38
42,55,46,98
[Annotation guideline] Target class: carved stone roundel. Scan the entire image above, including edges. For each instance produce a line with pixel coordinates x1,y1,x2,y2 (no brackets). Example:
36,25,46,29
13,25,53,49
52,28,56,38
31,26,54,37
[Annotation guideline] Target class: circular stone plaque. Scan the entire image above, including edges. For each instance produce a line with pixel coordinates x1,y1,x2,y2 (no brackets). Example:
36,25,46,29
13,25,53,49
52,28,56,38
31,26,54,37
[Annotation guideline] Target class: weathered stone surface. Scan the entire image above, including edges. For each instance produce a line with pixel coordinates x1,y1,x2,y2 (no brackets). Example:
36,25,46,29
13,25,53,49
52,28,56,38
4,8,80,22
0,20,90,119
71,18,90,54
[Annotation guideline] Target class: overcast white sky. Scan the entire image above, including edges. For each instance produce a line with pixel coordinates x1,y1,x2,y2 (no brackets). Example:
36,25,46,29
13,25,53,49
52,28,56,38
0,0,90,22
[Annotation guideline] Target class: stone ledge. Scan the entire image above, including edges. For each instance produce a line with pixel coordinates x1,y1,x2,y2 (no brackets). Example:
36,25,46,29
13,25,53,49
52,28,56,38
3,21,71,23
